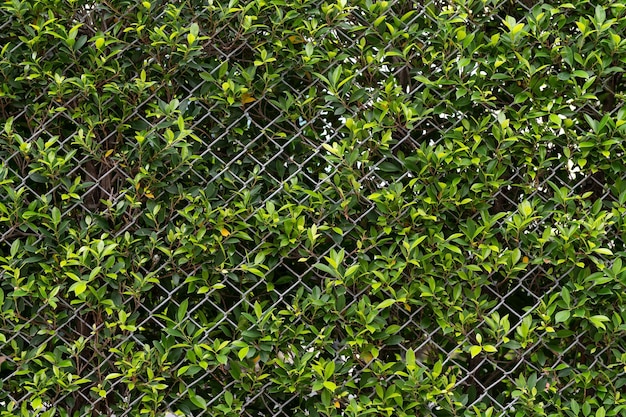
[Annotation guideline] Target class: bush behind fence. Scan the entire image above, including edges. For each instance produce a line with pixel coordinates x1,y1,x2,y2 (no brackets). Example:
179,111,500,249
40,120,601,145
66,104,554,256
1,0,626,416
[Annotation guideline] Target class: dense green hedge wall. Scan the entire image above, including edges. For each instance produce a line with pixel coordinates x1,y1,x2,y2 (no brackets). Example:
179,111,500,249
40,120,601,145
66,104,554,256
1,0,626,416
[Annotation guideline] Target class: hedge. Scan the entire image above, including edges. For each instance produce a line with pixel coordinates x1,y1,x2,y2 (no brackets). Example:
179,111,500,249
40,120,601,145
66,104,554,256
1,0,626,416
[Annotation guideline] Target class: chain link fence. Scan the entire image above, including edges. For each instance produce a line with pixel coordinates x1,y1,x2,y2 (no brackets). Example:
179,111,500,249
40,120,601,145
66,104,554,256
1,0,626,416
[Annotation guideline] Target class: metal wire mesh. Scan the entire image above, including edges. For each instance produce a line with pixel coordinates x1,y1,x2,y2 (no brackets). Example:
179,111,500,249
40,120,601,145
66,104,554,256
1,0,625,415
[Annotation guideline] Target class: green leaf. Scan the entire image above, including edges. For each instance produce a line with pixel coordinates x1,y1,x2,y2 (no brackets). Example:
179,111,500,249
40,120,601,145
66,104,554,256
224,390,233,407
190,23,199,37
561,287,572,307
324,360,335,380
405,348,416,369
432,360,442,378
238,345,249,361
511,22,525,35
323,381,337,392
592,247,613,255
588,315,610,330
344,264,360,278
555,310,570,323
482,345,497,353
376,299,396,310
51,207,61,225
189,392,207,408
71,281,87,296
3,116,13,134
313,262,338,277
519,200,533,217
469,345,482,358
254,301,262,319
178,299,188,323
595,5,606,25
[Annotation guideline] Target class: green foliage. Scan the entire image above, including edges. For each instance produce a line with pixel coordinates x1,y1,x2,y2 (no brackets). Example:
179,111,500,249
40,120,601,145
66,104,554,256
1,0,626,415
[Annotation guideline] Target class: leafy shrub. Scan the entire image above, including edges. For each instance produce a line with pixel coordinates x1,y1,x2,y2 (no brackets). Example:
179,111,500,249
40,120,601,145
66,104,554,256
1,0,626,416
